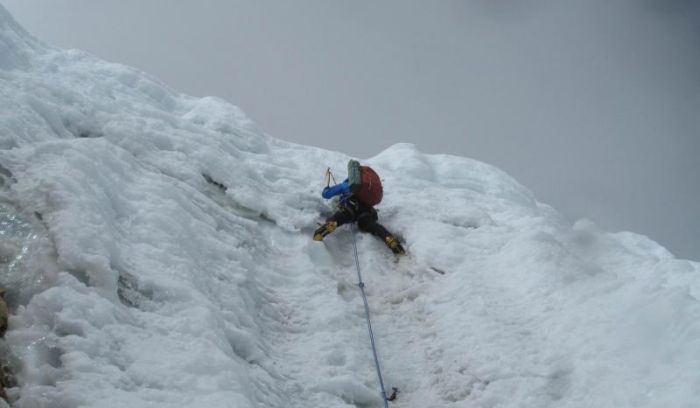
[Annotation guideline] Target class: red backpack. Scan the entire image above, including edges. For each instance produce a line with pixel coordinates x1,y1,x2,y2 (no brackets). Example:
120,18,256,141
348,160,383,206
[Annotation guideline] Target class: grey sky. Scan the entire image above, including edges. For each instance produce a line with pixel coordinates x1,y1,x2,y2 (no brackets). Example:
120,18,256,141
2,0,698,260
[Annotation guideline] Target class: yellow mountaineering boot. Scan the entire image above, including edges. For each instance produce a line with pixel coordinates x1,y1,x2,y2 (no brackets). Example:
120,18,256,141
385,235,406,255
313,221,337,241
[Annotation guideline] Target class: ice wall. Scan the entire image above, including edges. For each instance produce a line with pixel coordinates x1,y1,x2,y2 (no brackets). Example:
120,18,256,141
0,5,698,408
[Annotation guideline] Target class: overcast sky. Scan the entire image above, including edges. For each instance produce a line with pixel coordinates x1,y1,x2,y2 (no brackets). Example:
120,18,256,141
2,0,698,260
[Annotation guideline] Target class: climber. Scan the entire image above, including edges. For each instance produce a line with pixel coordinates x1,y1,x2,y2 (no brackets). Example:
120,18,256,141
313,160,406,255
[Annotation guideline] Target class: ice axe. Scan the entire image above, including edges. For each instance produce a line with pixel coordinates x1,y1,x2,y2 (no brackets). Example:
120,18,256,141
324,167,336,188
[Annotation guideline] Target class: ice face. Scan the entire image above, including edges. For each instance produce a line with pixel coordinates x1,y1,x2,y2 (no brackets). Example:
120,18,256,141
0,4,698,408
0,203,56,306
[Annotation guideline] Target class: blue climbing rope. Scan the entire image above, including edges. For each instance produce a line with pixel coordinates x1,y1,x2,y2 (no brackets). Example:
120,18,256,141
350,223,391,408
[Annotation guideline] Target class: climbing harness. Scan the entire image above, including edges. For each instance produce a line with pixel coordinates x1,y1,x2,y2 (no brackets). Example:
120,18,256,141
350,223,398,406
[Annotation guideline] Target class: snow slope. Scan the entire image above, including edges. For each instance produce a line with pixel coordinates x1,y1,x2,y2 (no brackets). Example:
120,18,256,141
1,6,699,408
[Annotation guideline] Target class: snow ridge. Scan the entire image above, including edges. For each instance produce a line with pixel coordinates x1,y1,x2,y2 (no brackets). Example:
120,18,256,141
0,5,45,71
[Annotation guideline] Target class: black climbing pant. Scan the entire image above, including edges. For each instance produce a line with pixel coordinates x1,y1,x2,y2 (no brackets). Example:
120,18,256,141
327,196,393,241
